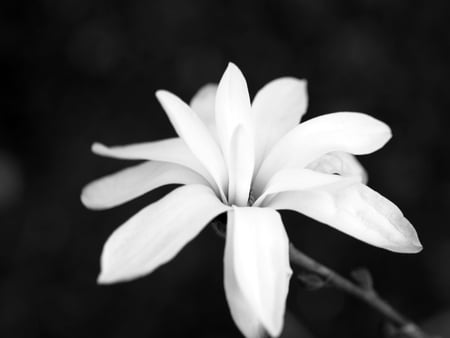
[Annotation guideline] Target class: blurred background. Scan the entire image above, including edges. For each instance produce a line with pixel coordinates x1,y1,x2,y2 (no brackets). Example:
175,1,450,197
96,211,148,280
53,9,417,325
1,0,450,337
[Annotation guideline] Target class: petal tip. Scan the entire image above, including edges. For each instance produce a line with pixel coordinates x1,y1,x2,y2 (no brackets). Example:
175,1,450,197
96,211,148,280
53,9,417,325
389,232,423,254
409,233,423,251
97,271,114,285
155,90,188,114
384,128,393,142
155,89,170,101
227,61,238,69
80,187,102,210
80,189,90,208
406,234,423,253
92,142,106,154
412,243,423,253
97,267,129,285
375,119,392,141
224,62,244,77
396,242,423,254
96,270,108,284
394,217,422,253
291,77,308,89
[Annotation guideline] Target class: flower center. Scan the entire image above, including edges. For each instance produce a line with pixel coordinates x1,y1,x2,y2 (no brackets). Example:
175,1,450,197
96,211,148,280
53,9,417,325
247,188,255,206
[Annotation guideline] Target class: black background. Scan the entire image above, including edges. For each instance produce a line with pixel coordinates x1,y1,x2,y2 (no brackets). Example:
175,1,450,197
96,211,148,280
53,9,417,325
1,0,450,337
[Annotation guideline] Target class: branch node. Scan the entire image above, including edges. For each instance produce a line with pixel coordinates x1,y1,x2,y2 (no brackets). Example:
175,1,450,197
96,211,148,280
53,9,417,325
288,243,434,338
296,272,330,290
351,267,374,291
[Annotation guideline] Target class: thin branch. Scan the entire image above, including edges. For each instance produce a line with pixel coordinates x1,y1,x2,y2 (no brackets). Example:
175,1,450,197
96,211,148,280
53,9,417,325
289,244,438,338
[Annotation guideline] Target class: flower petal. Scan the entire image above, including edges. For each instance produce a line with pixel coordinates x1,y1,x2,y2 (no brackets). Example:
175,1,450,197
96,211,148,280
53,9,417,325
98,184,230,284
91,138,211,181
156,90,228,199
251,78,308,168
255,113,391,187
81,161,209,210
228,125,254,206
266,183,422,253
189,83,218,137
306,151,368,184
224,229,264,338
215,63,252,162
224,207,292,337
253,169,358,207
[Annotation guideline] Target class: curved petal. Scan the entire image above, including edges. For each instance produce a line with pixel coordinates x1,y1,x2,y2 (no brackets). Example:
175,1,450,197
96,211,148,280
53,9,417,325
215,63,252,162
156,90,228,200
81,161,209,210
98,184,230,284
306,151,368,184
266,183,422,253
253,169,359,207
190,83,218,137
224,207,292,337
224,226,264,338
255,113,391,187
228,125,254,206
251,78,308,168
91,138,212,183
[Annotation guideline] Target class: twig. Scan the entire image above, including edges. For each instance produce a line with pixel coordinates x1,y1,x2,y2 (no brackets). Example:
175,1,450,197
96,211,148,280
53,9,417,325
289,243,437,338
209,219,436,337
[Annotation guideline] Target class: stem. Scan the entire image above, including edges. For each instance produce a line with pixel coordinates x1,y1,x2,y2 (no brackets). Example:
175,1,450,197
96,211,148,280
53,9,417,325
289,244,437,338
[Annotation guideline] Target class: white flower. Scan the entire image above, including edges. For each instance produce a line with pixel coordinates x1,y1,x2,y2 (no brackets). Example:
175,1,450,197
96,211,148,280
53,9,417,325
81,63,422,338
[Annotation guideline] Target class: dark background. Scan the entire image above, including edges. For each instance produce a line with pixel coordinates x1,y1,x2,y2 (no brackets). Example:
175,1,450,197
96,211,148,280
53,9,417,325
1,0,450,337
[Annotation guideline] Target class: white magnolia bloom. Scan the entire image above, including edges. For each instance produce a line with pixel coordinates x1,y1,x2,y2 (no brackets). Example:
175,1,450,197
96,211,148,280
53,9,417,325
81,63,422,338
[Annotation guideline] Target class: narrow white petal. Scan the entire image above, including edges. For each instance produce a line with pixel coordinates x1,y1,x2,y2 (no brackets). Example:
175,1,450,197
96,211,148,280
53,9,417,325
251,78,308,168
224,223,264,338
98,185,230,284
306,151,368,184
91,138,211,181
190,83,218,137
228,125,254,206
267,183,422,253
255,113,391,188
224,207,292,337
155,90,228,199
253,169,358,207
81,161,209,210
215,63,252,162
